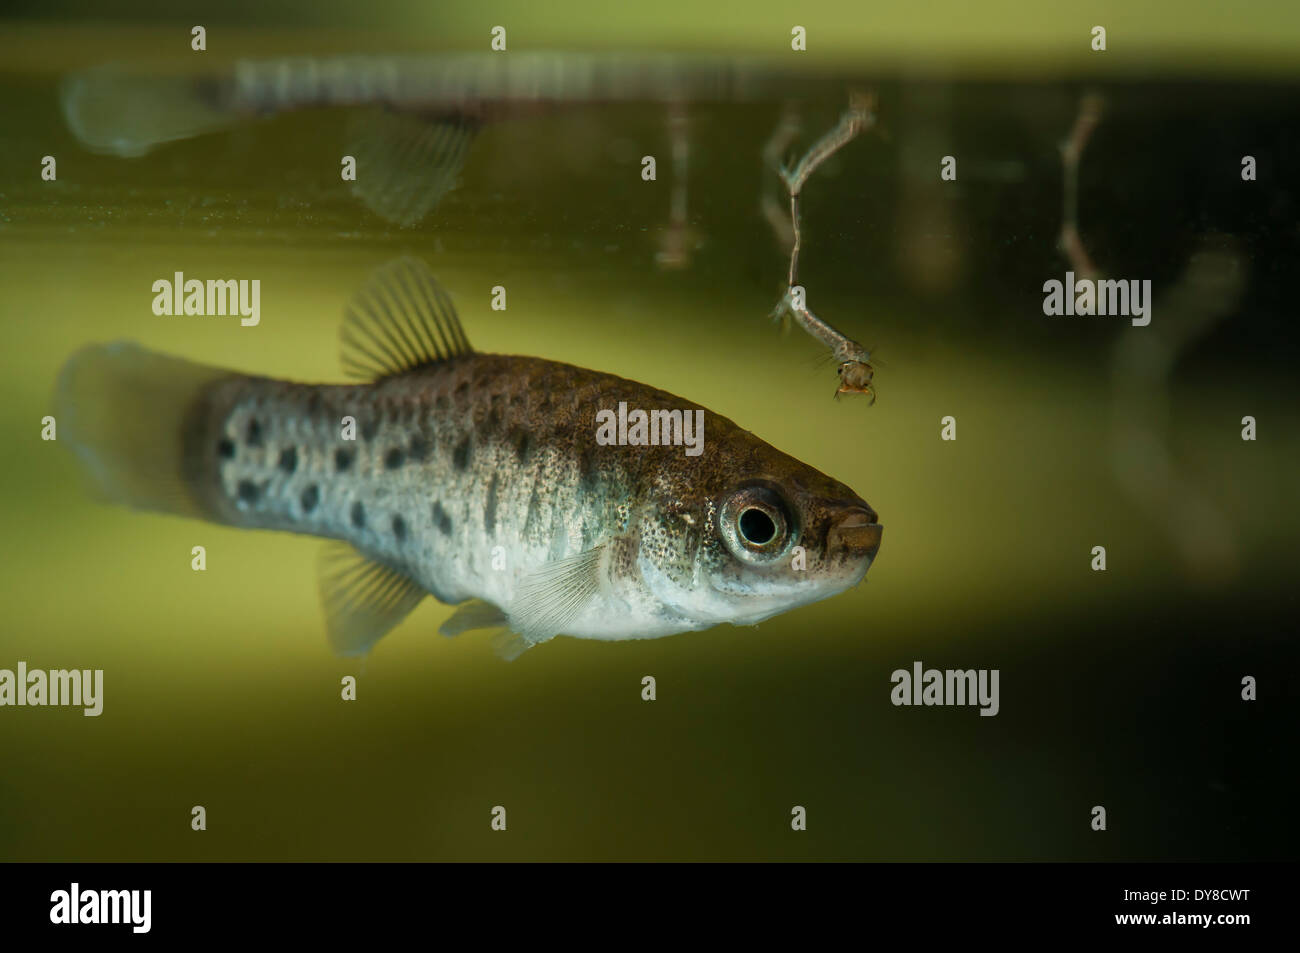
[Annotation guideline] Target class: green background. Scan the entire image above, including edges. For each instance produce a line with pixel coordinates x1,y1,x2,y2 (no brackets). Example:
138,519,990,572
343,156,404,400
0,1,1296,860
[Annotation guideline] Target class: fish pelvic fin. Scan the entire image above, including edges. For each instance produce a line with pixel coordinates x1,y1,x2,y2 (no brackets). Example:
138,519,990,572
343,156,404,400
438,599,508,637
346,109,477,228
319,543,427,657
441,600,550,662
53,341,233,519
491,630,549,662
340,257,474,382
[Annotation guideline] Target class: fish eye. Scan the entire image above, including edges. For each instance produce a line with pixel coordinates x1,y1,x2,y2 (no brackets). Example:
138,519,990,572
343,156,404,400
719,485,795,564
739,507,776,545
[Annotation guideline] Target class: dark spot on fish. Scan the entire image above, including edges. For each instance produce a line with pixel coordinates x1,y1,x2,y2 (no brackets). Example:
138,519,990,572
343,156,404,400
385,447,406,469
278,447,298,474
306,391,323,415
454,381,469,400
246,418,263,447
577,445,598,495
217,438,235,460
351,501,366,529
335,448,354,472
300,484,319,513
391,514,407,541
523,481,543,535
485,394,504,432
484,474,499,534
360,416,378,441
512,429,530,464
237,480,261,504
452,436,471,471
408,433,431,462
432,501,452,536
435,394,449,411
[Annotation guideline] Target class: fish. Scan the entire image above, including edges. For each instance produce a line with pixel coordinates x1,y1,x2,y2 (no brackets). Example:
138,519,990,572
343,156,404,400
61,53,846,226
54,257,882,660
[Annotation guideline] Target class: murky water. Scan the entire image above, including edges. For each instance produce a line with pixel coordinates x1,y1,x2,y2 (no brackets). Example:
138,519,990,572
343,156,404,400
1,17,1297,861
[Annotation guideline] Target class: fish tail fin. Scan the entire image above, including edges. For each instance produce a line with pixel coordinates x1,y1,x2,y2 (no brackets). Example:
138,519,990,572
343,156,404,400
54,342,234,519
60,65,235,157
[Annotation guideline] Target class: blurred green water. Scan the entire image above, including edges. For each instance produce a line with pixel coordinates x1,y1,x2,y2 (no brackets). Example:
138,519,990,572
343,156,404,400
0,12,1298,861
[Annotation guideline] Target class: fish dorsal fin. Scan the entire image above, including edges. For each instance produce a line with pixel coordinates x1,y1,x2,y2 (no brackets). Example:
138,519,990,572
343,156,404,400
318,542,428,656
346,109,477,227
341,257,473,381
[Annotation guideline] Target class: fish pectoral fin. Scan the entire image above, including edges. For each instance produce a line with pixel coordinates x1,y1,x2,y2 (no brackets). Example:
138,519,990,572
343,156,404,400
318,543,427,657
438,599,508,637
346,108,477,228
507,544,607,645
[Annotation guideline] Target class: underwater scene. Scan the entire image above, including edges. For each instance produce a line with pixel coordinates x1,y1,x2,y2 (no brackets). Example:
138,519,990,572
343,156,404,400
0,1,1296,864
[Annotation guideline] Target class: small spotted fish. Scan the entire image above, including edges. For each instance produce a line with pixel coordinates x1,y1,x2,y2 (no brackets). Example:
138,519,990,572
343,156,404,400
55,258,882,659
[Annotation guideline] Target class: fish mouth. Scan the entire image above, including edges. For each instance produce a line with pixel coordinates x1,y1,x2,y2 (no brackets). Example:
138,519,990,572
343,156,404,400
827,506,883,565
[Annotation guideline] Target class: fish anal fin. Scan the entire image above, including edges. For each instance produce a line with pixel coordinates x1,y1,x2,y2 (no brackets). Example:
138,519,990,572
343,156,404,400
318,542,427,657
341,257,474,382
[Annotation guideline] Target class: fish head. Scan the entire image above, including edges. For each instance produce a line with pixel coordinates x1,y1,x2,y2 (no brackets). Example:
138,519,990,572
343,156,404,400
636,431,882,629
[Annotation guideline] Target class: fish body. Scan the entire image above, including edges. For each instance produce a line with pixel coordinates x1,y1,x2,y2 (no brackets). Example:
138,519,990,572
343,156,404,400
60,53,847,226
62,52,827,156
56,259,882,658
